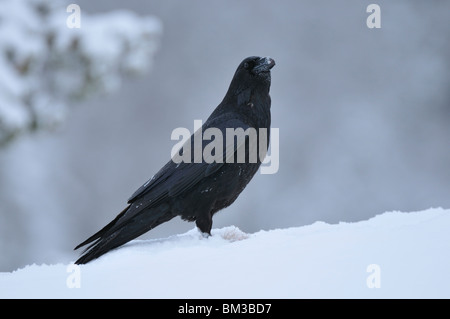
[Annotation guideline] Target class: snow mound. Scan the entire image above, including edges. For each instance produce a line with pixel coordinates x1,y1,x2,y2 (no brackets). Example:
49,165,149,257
214,226,250,242
1,208,449,298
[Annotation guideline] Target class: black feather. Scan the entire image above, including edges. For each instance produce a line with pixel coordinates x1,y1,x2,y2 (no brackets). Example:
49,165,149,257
74,56,275,264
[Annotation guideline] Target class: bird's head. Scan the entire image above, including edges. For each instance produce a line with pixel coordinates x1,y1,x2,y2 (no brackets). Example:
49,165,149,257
236,56,275,83
216,56,275,116
225,56,275,100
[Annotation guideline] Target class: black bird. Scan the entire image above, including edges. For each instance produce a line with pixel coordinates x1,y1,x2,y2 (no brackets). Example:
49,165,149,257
74,56,275,264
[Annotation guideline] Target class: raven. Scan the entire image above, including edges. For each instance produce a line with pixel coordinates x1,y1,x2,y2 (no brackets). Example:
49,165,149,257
74,56,275,264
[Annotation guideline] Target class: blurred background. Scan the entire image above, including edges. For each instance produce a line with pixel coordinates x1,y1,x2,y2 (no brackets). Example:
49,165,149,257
0,0,449,271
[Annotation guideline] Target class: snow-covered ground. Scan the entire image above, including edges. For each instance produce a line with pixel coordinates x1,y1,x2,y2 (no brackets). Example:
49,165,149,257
1,207,449,298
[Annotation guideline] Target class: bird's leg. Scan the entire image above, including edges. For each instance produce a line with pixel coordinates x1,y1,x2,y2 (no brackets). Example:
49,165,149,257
196,214,212,237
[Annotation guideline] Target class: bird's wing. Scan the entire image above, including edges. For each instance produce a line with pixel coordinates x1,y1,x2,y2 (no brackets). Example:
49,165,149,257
127,117,250,205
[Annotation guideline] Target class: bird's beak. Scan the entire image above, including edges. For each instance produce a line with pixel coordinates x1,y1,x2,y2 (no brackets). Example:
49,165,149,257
253,57,276,73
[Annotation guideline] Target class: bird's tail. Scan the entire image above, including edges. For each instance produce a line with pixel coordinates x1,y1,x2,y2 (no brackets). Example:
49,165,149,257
74,205,173,264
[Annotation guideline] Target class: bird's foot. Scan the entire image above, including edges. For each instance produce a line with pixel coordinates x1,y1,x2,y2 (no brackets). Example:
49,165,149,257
201,232,210,238
196,227,211,238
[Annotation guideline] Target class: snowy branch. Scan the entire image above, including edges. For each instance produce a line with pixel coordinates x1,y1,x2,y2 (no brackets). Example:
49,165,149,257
0,0,162,147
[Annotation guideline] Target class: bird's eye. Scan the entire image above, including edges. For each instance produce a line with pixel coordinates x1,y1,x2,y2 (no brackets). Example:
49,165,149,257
243,62,250,69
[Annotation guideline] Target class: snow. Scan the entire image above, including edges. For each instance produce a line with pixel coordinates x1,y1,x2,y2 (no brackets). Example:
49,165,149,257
1,207,449,298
